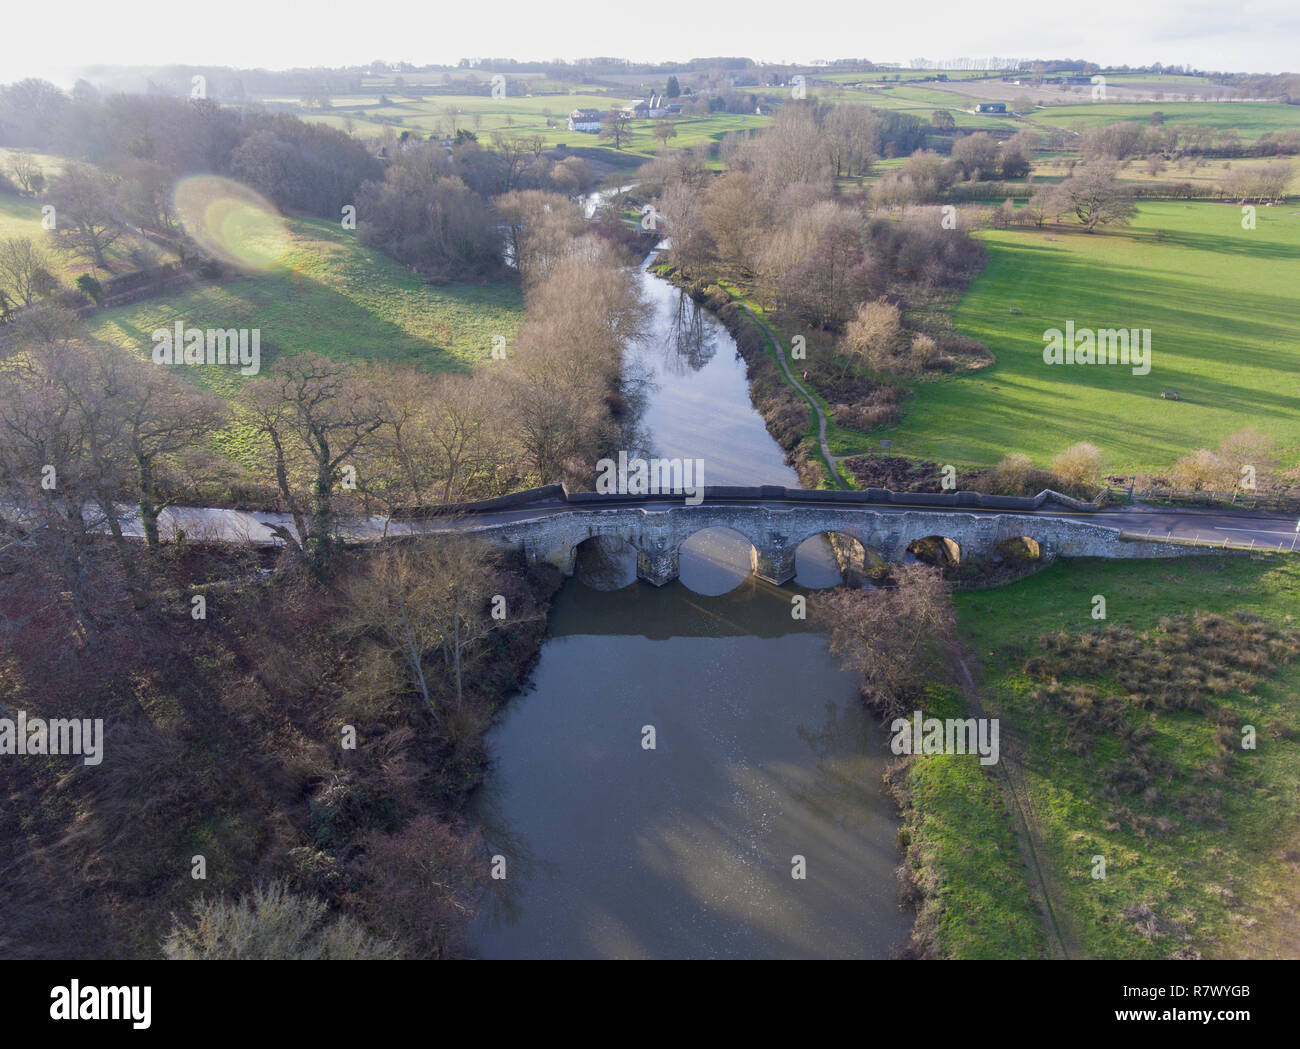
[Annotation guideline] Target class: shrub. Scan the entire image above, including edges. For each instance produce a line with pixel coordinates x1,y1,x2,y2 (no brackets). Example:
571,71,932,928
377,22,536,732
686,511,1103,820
74,273,103,305
1051,442,1104,489
162,880,401,959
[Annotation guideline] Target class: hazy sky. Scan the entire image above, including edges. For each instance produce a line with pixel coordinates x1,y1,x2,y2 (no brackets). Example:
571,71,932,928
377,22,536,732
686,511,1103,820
2,0,1295,83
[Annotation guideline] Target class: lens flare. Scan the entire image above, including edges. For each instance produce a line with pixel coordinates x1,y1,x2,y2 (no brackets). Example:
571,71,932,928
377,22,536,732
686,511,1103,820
173,175,290,271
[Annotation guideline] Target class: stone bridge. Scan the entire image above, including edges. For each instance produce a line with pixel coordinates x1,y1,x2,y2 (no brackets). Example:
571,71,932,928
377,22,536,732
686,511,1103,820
440,499,1223,587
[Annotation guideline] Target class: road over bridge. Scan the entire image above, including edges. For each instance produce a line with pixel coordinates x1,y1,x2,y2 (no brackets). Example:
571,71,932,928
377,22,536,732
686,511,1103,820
106,484,1300,587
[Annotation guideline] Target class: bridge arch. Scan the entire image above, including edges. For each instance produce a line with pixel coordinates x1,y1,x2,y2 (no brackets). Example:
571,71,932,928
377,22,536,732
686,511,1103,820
994,535,1042,564
792,527,883,587
572,534,638,589
677,526,759,595
906,534,962,568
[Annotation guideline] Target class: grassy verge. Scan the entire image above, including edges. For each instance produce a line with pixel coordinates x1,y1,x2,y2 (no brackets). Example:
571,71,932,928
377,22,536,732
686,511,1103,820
891,684,1048,959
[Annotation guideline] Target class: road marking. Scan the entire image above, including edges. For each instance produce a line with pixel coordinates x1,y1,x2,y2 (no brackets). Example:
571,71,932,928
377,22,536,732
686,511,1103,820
1217,526,1296,536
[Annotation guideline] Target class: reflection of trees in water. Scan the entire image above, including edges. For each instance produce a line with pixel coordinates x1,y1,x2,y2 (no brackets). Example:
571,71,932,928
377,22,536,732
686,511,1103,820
618,358,655,459
469,796,561,938
792,698,881,824
575,535,638,591
661,291,718,376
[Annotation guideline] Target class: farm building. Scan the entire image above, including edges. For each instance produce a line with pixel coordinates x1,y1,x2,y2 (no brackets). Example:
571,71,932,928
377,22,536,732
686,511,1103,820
568,108,603,133
975,102,1007,113
620,95,680,119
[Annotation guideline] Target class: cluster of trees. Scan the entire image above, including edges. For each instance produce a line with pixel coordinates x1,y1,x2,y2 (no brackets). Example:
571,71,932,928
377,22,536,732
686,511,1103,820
656,103,985,331
949,130,1036,180
1220,160,1295,203
868,131,1036,208
1,223,644,613
653,103,987,393
971,443,1105,499
0,319,228,619
0,83,381,225
1082,119,1300,161
0,80,603,292
1166,429,1282,493
992,160,1138,232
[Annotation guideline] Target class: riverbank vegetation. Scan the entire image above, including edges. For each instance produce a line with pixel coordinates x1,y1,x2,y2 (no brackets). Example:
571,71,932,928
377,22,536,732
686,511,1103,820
0,79,655,959
645,85,1299,489
0,524,564,958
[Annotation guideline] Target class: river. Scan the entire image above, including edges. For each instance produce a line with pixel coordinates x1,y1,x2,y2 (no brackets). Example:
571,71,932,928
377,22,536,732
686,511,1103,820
466,247,911,959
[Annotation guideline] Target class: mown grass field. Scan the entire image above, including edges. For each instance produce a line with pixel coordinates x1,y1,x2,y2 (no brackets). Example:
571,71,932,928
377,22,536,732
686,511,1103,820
951,554,1300,958
872,202,1300,475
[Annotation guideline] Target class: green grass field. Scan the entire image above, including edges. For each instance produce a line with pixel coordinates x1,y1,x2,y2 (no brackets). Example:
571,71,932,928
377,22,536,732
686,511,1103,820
871,202,1300,474
86,216,523,463
814,85,1012,130
1031,101,1300,140
88,216,522,379
292,91,770,171
951,553,1300,958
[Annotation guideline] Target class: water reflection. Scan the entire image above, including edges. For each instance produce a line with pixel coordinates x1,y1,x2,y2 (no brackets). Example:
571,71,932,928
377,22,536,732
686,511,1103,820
624,261,800,487
468,581,911,959
467,260,906,960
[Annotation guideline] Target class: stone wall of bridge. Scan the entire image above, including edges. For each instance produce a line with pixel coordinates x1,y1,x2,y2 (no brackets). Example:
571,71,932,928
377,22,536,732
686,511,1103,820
449,504,1225,587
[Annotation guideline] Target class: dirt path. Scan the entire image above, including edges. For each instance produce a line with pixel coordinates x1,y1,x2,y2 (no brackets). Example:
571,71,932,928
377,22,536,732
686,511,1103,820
954,651,1082,959
736,303,847,490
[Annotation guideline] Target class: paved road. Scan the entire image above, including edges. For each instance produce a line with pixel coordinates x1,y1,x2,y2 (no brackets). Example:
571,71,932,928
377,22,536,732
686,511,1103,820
42,494,1299,553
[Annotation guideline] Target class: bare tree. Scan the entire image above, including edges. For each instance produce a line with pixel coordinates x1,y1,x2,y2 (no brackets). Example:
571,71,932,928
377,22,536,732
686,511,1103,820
1055,160,1137,231
6,152,45,196
243,353,389,574
841,299,907,376
119,362,228,550
0,237,58,309
341,536,499,717
495,189,585,287
652,121,678,149
599,111,632,150
47,163,126,270
814,564,957,718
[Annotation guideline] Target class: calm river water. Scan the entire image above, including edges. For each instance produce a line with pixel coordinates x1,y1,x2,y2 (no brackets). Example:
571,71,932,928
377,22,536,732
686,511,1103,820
466,255,910,958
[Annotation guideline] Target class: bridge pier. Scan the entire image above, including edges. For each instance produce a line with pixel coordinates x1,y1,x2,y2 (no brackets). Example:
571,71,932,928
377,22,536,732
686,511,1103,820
750,542,797,586
636,541,680,587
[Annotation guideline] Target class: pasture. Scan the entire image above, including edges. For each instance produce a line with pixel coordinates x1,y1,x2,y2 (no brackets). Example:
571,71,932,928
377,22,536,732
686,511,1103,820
867,202,1300,475
87,215,520,381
